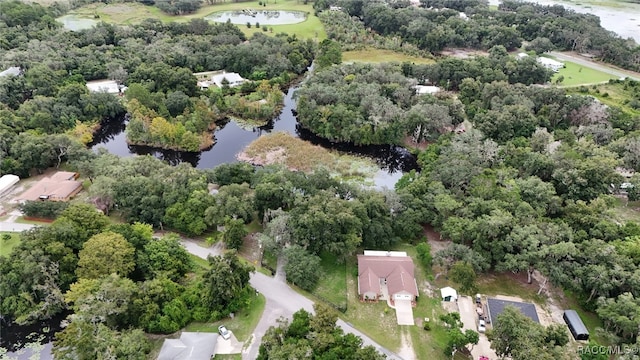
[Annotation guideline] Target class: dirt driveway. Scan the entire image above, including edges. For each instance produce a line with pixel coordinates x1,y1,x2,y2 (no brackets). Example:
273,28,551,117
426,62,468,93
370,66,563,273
457,296,497,360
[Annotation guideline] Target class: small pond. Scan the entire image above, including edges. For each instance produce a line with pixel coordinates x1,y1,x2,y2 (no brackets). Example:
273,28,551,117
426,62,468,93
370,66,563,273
204,10,307,25
56,15,98,31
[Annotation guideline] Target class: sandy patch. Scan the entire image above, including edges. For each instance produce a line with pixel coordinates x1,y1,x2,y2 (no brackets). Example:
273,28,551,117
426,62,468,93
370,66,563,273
398,329,416,360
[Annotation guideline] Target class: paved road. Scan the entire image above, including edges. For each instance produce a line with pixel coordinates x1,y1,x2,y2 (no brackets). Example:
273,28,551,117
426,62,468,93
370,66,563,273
181,240,404,360
0,222,35,232
549,51,640,81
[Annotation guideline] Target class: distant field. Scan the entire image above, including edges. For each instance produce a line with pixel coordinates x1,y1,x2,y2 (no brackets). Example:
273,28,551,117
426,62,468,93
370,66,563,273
553,60,618,86
0,232,20,257
65,0,326,39
342,48,435,64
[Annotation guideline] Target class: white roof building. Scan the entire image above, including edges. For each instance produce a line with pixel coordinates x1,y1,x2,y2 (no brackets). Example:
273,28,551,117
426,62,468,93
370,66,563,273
86,79,126,94
211,72,245,88
0,67,21,77
537,57,565,72
0,174,19,196
415,85,441,95
440,286,458,302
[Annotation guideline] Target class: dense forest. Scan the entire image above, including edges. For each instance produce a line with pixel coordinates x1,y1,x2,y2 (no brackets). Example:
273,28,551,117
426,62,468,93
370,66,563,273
315,0,640,71
0,1,315,152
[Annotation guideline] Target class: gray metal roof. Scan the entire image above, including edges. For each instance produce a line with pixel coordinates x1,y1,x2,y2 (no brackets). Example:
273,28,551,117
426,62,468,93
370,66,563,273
158,332,218,360
487,298,540,325
564,310,589,335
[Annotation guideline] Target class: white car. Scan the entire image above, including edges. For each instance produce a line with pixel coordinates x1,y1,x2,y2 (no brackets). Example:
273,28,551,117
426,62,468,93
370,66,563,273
478,319,486,333
218,325,231,340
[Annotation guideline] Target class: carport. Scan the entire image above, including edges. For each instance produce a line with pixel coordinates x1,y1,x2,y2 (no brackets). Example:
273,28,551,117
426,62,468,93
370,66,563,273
395,299,415,325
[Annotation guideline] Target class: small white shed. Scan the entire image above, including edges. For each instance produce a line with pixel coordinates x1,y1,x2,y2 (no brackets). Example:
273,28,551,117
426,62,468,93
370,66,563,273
440,286,458,302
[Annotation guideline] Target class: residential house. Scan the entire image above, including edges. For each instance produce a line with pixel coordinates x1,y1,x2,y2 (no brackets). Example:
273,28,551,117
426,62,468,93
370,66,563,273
357,250,419,305
86,79,126,94
157,332,218,360
211,72,245,88
14,171,82,202
536,57,565,72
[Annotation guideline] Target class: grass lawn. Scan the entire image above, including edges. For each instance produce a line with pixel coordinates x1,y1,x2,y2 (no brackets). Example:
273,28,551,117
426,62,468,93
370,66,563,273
552,60,618,86
560,290,609,345
342,48,435,64
0,232,20,257
244,219,262,233
566,80,640,119
185,292,266,342
311,251,347,309
611,197,640,223
67,0,326,40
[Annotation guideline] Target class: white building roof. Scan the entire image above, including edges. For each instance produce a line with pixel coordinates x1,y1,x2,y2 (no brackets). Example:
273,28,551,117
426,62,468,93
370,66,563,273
536,57,564,68
363,250,408,257
440,286,458,300
86,79,126,94
517,52,529,58
0,67,21,77
415,85,441,94
211,72,245,87
0,174,19,195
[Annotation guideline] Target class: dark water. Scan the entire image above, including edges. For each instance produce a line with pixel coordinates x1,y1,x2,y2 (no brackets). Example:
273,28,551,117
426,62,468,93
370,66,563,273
0,312,68,359
90,86,418,175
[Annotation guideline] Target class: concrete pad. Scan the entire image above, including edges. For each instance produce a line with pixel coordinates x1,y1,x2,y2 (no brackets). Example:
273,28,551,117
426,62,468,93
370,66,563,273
395,299,415,325
216,332,243,355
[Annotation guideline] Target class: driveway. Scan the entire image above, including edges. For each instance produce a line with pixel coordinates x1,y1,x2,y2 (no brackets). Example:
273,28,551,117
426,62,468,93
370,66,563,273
180,240,405,360
395,299,415,326
457,296,496,360
216,332,243,355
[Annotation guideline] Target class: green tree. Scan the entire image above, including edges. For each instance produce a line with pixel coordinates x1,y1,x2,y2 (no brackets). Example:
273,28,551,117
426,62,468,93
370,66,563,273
416,242,432,269
76,232,136,280
64,274,136,328
138,233,192,281
449,261,477,294
202,251,254,317
283,245,322,291
316,39,342,68
58,203,111,242
222,216,248,250
53,319,150,360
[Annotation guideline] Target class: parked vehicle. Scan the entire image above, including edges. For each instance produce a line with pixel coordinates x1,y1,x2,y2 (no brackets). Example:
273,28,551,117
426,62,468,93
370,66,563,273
478,319,486,333
218,325,231,340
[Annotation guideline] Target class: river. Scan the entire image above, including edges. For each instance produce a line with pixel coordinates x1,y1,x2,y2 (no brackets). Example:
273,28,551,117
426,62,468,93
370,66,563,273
488,0,640,43
90,85,419,189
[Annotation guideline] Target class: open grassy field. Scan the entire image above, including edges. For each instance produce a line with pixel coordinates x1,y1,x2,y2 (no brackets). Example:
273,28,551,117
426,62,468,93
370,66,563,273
553,60,619,86
65,0,326,39
342,48,435,64
311,251,347,309
185,292,266,342
238,132,380,183
0,232,20,257
612,197,640,223
566,80,640,120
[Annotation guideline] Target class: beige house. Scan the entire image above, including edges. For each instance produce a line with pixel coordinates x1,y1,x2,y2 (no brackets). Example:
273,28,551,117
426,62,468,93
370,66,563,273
357,251,419,305
14,171,82,202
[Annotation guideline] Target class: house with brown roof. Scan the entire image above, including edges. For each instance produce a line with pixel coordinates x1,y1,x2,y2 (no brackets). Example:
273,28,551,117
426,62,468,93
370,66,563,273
14,171,82,202
357,251,419,305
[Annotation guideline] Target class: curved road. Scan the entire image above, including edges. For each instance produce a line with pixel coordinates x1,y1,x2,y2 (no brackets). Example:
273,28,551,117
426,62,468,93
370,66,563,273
181,239,405,360
549,51,640,81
